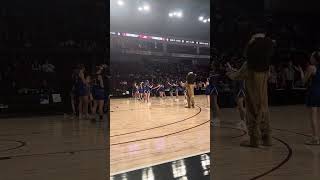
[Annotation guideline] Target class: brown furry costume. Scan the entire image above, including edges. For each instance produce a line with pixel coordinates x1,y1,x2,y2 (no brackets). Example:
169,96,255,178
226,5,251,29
227,36,274,147
186,72,197,108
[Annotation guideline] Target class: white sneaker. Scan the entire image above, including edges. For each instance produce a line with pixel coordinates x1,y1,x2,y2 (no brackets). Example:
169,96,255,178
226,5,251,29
237,121,247,131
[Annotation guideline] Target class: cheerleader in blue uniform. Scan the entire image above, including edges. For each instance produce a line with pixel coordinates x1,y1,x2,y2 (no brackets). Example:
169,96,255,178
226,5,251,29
205,77,218,107
173,80,180,100
227,62,246,129
180,81,187,101
158,82,166,98
298,51,320,145
70,67,79,118
138,82,144,100
132,82,139,99
168,80,179,100
144,80,152,103
77,65,90,120
209,67,221,123
91,73,105,122
152,82,162,98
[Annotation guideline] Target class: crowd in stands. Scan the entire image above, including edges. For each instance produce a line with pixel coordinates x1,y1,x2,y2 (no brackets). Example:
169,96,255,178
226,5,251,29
111,35,209,55
110,58,210,96
0,58,56,93
211,9,320,93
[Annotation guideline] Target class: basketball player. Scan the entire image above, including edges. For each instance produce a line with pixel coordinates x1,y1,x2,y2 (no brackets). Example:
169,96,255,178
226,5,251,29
297,51,320,145
185,72,197,108
227,29,274,148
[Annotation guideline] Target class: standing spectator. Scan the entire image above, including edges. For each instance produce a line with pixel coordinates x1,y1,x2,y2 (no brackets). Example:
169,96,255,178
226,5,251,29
268,65,278,91
283,61,295,90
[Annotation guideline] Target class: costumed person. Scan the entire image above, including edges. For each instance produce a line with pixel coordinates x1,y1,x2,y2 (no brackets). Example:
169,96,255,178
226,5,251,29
185,72,197,108
226,29,274,148
297,51,320,145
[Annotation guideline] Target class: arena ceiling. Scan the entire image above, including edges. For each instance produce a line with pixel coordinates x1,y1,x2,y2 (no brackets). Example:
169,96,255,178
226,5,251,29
110,0,210,40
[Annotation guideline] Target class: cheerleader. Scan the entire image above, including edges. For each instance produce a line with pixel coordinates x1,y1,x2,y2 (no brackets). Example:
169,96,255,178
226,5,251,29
159,82,166,98
144,80,152,103
76,65,90,120
91,72,105,122
168,80,179,100
227,62,246,130
173,80,180,100
139,82,144,100
180,81,188,103
132,82,139,99
180,81,187,100
70,67,79,118
205,78,218,108
297,51,320,145
210,64,221,124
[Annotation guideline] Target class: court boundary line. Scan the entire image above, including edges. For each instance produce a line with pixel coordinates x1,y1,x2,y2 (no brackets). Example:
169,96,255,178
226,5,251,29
273,128,311,137
0,139,26,152
0,147,106,160
249,136,292,180
111,119,209,146
110,150,210,176
211,125,247,139
111,105,202,137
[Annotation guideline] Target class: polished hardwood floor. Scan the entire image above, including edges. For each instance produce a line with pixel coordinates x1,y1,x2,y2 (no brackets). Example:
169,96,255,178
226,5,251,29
0,115,107,180
110,95,210,176
212,105,320,180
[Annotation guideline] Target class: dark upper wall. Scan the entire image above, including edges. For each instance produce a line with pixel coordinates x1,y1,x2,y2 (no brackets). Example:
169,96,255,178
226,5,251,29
266,0,320,13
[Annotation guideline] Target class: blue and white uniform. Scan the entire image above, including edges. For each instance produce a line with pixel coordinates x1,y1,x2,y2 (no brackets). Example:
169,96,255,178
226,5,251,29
306,65,320,107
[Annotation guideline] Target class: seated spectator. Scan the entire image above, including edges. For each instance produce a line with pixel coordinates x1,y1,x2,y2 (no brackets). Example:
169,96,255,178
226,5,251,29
40,80,50,94
32,60,41,72
42,60,55,73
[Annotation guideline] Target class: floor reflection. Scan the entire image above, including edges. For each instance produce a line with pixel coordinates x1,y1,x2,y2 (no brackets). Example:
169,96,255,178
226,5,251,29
111,153,210,180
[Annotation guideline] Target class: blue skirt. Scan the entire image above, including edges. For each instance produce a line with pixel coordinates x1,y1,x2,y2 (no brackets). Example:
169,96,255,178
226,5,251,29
93,87,105,100
306,90,320,107
205,85,218,96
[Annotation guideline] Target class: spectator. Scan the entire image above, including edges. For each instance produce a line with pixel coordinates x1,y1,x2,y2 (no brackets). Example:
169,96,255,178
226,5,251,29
42,60,55,73
283,61,296,90
32,60,41,72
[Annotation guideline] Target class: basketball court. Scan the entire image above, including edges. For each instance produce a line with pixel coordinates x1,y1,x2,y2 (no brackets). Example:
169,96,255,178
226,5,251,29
212,105,320,180
110,95,210,178
0,115,107,180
